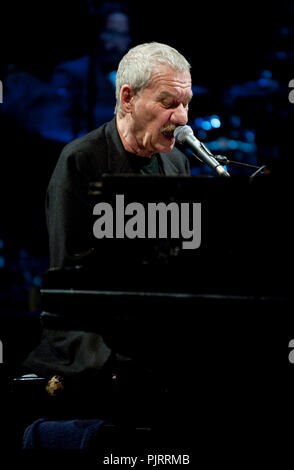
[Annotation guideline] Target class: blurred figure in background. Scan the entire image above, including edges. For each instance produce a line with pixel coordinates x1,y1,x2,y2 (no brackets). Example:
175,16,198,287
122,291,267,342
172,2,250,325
46,1,132,142
1,2,132,143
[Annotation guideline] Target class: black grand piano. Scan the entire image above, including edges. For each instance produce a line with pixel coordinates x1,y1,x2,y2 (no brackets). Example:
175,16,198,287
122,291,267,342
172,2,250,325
40,173,291,394
13,173,293,459
41,172,290,316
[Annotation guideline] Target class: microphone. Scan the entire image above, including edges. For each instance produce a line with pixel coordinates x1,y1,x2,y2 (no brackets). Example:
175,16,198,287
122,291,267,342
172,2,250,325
174,125,230,177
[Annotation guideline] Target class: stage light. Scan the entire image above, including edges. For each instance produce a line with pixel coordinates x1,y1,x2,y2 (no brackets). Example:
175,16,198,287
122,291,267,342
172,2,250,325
201,120,212,130
210,116,221,128
244,130,255,142
197,129,207,140
228,139,238,149
194,117,203,127
108,71,117,87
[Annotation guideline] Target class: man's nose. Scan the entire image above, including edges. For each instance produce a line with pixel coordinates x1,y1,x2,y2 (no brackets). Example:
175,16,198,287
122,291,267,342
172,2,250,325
170,104,188,126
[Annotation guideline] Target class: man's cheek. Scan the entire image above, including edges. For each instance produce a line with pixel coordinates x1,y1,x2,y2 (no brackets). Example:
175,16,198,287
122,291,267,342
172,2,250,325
142,130,154,148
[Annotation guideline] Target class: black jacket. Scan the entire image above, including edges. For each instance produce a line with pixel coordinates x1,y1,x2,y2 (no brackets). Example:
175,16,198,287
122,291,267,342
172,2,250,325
23,118,190,379
47,117,190,268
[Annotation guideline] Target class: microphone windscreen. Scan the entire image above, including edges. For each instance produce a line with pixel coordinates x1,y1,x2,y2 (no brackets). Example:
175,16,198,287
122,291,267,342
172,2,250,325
174,125,194,144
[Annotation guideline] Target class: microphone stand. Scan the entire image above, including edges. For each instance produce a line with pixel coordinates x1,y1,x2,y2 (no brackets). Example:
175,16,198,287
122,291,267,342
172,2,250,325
194,141,266,178
213,154,266,179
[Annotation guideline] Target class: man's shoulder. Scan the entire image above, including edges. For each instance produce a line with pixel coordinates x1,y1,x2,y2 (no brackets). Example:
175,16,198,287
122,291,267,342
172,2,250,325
52,121,114,182
61,122,108,156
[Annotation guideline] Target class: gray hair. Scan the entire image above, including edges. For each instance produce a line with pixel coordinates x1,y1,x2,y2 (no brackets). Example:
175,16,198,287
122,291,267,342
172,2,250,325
115,42,191,115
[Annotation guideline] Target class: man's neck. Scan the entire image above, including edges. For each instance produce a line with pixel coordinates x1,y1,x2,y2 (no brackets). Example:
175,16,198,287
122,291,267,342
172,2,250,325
116,114,153,158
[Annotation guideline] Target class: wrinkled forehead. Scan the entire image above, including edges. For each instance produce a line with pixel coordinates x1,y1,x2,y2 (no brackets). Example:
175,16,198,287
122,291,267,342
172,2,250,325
149,65,193,100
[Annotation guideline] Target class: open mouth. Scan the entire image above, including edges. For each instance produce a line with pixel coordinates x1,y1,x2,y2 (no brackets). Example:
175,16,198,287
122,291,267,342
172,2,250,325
160,126,176,140
162,131,174,140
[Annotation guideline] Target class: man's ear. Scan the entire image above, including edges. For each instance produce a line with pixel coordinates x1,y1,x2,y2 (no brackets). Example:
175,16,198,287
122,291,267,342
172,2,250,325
120,85,135,114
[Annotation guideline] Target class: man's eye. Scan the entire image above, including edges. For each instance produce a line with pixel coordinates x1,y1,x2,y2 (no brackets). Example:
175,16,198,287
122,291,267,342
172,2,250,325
162,101,172,108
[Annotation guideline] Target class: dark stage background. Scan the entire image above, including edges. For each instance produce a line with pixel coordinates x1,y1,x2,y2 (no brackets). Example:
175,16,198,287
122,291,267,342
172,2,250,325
0,1,293,457
0,0,292,284
0,0,293,355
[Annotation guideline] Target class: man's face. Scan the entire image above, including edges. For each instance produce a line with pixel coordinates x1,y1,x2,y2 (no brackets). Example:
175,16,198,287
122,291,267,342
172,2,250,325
130,65,193,156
